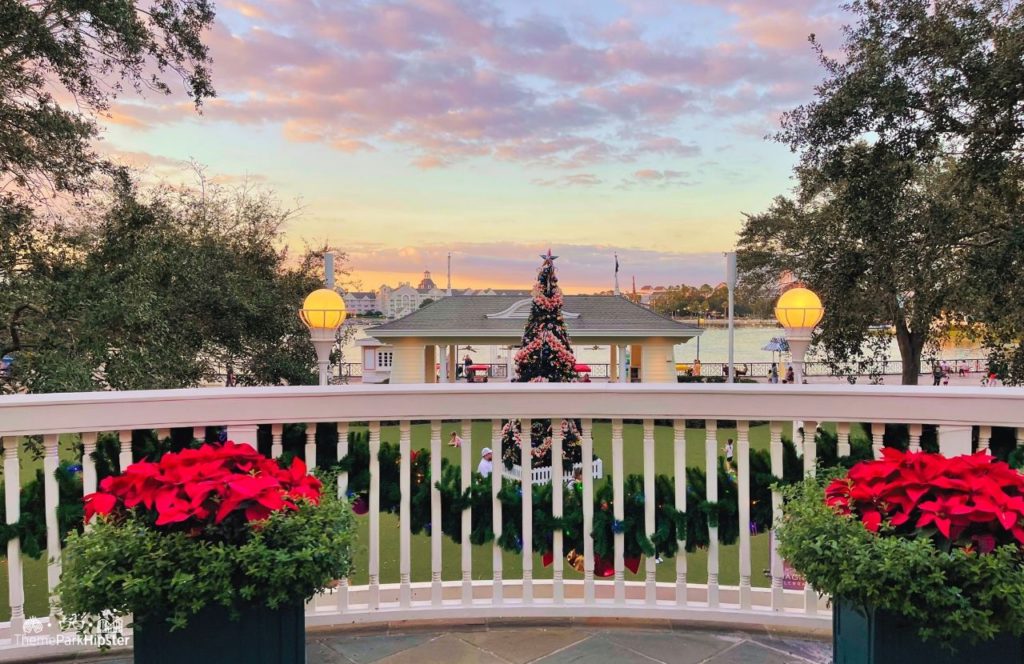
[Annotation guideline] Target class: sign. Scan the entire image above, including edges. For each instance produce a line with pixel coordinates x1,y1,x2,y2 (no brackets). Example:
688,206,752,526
769,531,806,590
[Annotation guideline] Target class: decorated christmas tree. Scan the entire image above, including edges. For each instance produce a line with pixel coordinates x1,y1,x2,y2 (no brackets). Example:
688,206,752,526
501,250,582,471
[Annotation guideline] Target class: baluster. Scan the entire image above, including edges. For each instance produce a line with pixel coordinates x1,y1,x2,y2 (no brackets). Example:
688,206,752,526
491,419,503,605
870,422,885,459
81,432,98,496
909,424,923,453
643,419,656,605
612,419,625,605
3,437,24,631
769,422,784,611
305,424,317,471
336,422,349,498
399,421,411,607
461,419,472,605
705,420,719,609
271,423,284,459
552,419,564,605
157,427,170,442
521,418,533,604
837,422,851,458
1017,428,1022,452
117,430,132,471
979,425,992,454
673,420,687,606
737,421,752,610
803,420,819,616
368,421,381,609
581,418,595,603
192,425,206,443
335,422,349,613
43,434,60,612
430,421,442,605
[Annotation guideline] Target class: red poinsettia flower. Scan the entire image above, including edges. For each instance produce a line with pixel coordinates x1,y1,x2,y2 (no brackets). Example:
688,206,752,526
828,448,1024,553
82,441,322,533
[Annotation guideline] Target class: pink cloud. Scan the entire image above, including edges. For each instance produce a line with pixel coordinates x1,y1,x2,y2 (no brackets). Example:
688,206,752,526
106,0,839,168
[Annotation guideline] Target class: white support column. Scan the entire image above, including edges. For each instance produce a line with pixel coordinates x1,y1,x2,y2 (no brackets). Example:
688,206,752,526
440,345,449,382
769,422,784,612
705,420,719,609
552,419,564,605
460,419,472,605
399,420,411,608
909,423,923,453
582,418,595,603
3,437,24,631
305,424,317,471
271,423,283,459
336,423,349,498
643,419,656,605
612,419,625,605
673,420,687,606
117,429,132,471
837,422,851,458
368,421,381,609
430,421,443,605
979,425,993,454
618,345,628,383
336,421,349,612
521,418,533,604
81,432,98,496
803,420,818,616
491,419,504,605
737,421,752,610
43,434,60,606
871,422,885,459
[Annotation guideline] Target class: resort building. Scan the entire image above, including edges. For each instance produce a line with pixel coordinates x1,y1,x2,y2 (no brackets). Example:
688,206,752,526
362,294,702,383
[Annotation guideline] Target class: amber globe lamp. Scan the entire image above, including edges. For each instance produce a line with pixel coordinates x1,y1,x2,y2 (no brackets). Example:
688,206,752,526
774,287,823,385
299,289,347,385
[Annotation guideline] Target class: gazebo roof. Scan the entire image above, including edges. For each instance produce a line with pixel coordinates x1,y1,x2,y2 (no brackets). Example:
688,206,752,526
367,295,702,342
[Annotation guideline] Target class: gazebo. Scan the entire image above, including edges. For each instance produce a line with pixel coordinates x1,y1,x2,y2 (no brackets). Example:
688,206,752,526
364,295,702,384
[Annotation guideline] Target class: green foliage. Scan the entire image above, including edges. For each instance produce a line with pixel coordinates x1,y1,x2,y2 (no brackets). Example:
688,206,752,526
776,474,1024,647
1,178,350,393
57,492,355,633
0,462,84,558
0,0,215,199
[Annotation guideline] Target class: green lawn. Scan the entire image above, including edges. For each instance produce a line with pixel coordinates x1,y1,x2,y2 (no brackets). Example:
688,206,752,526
1,421,803,620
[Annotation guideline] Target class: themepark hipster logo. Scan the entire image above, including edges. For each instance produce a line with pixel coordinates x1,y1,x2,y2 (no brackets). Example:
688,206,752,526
16,615,130,648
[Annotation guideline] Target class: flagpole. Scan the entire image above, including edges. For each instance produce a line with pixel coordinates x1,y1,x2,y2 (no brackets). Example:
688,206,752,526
614,253,620,296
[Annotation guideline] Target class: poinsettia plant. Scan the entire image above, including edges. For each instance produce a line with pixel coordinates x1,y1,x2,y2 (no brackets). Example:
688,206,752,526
58,441,354,633
777,448,1024,647
824,448,1024,552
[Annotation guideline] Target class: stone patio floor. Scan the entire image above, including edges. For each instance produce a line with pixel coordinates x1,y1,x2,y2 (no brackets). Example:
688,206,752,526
63,623,832,664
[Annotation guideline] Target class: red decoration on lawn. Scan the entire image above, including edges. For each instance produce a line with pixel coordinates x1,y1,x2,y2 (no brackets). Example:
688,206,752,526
83,442,322,530
826,448,1024,553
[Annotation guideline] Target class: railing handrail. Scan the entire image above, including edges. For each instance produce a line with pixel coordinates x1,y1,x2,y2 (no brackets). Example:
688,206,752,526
3,382,1023,437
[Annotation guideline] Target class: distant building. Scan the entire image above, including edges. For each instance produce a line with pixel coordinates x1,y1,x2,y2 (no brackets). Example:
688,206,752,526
342,291,378,315
377,270,446,318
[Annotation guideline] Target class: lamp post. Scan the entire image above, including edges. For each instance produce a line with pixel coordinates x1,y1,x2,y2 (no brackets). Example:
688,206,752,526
300,288,347,386
774,287,824,384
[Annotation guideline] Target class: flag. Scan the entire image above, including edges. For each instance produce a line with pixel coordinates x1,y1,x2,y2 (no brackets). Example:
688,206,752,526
615,254,619,273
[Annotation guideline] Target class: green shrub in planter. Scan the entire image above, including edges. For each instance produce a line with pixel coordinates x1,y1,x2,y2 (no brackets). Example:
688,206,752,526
57,442,355,660
777,450,1024,655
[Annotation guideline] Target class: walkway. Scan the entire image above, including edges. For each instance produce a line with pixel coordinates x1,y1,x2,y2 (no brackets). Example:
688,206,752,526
67,623,831,664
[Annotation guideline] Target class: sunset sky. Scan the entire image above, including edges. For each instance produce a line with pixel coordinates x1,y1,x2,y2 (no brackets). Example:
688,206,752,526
100,0,848,293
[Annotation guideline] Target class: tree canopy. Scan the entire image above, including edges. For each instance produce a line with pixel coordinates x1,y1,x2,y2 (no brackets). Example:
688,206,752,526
741,0,1024,383
0,175,348,393
0,0,215,199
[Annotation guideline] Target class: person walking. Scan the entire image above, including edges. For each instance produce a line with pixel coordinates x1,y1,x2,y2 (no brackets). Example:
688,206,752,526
769,365,779,384
932,363,943,386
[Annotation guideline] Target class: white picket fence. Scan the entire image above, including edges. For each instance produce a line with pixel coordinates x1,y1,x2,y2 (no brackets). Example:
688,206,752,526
502,458,604,485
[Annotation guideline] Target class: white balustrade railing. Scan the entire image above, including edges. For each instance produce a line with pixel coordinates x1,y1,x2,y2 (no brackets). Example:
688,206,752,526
1,383,1024,659
502,458,604,485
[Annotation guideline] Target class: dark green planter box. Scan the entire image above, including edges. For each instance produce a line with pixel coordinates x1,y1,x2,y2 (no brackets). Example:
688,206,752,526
133,602,304,664
834,598,1023,664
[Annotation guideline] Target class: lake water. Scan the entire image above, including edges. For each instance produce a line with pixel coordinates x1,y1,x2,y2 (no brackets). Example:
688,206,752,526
341,323,984,367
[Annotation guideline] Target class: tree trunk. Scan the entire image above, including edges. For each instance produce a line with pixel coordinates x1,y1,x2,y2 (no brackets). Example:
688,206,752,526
895,321,925,385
